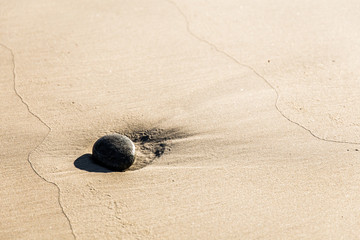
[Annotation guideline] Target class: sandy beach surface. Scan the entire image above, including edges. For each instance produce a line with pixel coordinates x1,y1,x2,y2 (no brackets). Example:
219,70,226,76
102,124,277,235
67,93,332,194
1,0,360,239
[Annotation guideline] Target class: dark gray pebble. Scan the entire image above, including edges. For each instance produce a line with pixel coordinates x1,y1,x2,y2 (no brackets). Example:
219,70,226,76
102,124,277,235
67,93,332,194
92,134,135,171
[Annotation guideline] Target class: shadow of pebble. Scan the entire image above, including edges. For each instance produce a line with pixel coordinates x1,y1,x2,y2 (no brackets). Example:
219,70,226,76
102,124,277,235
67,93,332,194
74,154,111,173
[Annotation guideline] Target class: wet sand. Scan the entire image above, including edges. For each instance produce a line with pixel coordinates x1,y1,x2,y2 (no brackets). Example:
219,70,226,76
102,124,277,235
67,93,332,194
1,0,360,239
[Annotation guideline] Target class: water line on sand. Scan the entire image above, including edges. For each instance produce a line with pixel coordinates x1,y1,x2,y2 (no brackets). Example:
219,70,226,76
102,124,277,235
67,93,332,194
166,0,359,146
0,43,76,239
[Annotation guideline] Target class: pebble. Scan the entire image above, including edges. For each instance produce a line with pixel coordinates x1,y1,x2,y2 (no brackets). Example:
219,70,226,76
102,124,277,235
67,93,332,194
92,134,135,171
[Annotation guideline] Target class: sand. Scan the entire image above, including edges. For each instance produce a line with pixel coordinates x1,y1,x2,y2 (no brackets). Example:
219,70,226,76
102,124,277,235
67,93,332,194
1,0,360,239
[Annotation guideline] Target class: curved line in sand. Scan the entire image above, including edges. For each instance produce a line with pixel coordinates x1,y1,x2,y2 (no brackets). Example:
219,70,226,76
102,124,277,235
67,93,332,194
166,0,359,146
0,43,76,239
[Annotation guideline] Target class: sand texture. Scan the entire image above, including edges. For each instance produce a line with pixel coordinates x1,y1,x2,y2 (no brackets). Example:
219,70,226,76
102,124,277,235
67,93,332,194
1,0,360,239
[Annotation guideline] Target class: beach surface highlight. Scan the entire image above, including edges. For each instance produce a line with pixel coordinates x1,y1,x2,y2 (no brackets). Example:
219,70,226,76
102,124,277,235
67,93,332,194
1,0,360,239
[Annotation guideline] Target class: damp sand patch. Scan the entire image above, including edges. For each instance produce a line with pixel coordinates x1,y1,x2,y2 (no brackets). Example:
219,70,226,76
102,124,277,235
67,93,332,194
120,127,190,171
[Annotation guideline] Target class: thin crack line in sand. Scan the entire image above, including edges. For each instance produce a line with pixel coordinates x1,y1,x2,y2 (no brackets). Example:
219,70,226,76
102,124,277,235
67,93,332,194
0,43,76,239
166,0,359,146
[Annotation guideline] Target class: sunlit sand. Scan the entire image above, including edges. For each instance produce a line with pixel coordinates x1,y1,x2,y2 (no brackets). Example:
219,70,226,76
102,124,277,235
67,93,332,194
1,0,360,239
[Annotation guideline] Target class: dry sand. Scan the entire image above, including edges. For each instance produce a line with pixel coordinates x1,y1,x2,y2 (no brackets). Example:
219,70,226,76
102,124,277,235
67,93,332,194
1,0,360,239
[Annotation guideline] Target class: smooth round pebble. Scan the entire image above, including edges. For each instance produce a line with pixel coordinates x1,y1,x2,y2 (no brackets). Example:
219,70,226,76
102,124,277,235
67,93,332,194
92,134,135,171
